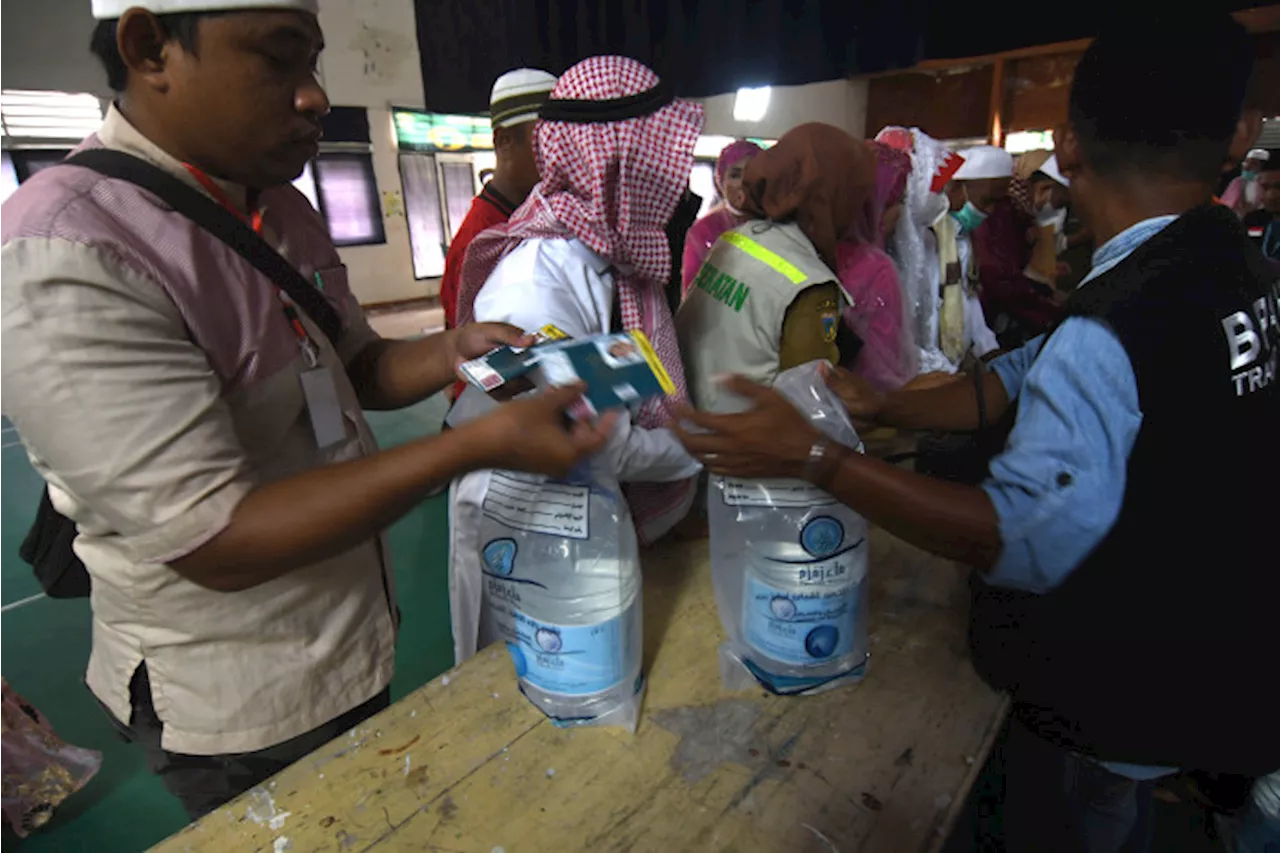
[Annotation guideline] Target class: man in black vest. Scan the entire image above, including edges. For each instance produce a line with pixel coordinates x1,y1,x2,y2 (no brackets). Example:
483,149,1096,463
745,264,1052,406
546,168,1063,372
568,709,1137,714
675,11,1279,851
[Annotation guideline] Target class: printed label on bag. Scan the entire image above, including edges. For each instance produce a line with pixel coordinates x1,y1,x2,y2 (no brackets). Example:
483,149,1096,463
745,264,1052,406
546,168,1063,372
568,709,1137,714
482,472,589,539
721,477,836,508
499,607,631,696
747,537,865,666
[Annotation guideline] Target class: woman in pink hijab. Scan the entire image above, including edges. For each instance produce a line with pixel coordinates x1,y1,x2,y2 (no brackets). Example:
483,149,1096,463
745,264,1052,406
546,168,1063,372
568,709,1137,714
835,141,917,391
679,139,763,295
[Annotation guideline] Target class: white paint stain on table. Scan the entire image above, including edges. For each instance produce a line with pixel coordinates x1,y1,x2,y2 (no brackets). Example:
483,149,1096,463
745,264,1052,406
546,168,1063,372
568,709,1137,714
244,787,291,832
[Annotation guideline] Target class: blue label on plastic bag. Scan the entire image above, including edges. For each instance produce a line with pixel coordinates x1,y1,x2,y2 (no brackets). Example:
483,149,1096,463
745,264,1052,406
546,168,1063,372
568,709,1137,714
503,608,630,696
482,538,517,576
801,516,844,557
744,558,860,666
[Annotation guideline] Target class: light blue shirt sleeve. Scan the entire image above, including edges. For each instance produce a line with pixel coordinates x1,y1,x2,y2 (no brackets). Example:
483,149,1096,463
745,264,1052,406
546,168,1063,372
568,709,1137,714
987,334,1046,402
980,318,1143,593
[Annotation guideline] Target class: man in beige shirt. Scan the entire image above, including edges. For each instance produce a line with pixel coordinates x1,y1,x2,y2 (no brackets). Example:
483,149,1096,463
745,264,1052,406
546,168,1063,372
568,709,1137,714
1,0,612,818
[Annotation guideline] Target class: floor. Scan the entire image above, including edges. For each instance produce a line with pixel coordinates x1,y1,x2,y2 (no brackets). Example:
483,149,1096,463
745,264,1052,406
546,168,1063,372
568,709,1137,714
2,381,455,851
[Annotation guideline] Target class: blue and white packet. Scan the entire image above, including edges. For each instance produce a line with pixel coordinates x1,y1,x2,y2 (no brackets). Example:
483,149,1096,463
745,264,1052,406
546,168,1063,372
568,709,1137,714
459,327,674,420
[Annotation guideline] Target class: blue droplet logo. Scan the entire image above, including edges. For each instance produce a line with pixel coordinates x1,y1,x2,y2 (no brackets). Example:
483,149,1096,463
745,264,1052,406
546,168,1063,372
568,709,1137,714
482,538,517,576
535,628,563,653
770,596,798,620
805,625,840,658
506,641,528,677
801,516,844,558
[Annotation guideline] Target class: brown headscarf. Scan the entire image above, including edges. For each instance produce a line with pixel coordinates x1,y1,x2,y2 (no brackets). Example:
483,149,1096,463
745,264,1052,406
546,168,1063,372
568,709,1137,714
740,122,877,269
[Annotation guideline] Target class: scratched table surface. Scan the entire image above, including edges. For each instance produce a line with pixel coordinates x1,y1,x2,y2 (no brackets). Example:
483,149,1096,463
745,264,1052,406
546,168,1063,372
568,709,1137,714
151,532,1006,853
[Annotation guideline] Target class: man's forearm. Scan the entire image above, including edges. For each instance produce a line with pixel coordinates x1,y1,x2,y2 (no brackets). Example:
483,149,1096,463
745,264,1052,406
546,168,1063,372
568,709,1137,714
878,372,1010,432
171,423,492,591
349,335,456,411
821,450,1001,567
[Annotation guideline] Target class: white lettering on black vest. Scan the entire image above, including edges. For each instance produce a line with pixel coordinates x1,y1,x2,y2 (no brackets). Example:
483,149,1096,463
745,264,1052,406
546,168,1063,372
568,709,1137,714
1222,280,1280,397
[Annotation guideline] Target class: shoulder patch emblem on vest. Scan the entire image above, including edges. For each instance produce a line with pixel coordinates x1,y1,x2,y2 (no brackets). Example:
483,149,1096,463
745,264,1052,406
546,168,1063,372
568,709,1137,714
819,298,839,343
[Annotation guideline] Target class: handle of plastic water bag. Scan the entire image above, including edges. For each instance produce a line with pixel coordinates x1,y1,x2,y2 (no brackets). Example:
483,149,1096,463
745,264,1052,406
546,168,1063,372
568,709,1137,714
556,458,624,505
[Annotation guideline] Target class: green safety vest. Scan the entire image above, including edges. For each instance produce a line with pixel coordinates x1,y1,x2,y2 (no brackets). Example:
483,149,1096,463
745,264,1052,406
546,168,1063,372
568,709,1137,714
676,220,839,413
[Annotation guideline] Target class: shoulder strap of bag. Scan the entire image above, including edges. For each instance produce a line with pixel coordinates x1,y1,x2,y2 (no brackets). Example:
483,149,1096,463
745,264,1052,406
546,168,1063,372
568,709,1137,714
65,149,344,344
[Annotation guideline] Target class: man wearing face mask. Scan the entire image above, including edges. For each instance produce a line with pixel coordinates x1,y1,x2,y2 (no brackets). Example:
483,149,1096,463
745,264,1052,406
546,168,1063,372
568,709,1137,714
1242,161,1280,261
954,145,1062,348
1223,148,1270,217
1023,155,1072,290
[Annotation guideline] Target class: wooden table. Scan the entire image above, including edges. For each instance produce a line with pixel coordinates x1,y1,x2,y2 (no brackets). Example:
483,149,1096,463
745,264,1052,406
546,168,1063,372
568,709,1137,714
152,532,1006,853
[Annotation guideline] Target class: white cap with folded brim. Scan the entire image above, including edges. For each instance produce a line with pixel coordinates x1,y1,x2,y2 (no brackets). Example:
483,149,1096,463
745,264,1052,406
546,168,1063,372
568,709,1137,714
1039,154,1069,187
953,145,1014,180
92,0,317,19
489,68,558,129
1246,148,1270,162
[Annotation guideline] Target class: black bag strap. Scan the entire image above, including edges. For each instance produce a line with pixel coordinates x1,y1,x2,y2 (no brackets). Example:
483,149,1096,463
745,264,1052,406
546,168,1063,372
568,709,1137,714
65,149,344,344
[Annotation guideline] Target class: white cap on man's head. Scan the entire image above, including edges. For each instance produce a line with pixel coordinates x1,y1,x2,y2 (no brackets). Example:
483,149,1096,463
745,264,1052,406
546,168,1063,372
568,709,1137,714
1246,148,1270,162
1039,154,1069,187
953,145,1014,180
490,68,558,129
92,0,317,18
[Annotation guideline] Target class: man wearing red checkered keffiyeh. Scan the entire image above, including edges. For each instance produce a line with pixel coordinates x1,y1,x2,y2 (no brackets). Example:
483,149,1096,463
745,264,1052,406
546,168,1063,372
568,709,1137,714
458,56,702,391
447,56,706,662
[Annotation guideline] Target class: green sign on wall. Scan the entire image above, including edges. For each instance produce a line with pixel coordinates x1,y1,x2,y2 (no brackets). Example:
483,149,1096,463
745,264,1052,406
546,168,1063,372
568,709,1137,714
393,109,493,152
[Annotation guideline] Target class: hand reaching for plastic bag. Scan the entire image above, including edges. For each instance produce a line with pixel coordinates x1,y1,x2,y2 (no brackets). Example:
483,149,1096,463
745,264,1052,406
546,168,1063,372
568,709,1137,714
674,376,821,479
473,383,618,478
820,363,886,428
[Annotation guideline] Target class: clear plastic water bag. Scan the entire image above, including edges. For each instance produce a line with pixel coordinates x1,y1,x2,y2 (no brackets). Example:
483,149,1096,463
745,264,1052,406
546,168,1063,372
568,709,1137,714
708,361,870,695
479,461,643,730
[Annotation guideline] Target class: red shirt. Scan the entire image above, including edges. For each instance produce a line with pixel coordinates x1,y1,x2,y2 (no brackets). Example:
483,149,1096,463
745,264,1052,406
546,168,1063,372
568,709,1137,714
440,183,517,329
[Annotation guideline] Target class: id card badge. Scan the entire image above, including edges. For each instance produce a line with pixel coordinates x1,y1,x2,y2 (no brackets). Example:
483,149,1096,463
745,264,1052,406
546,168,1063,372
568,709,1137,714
299,367,347,449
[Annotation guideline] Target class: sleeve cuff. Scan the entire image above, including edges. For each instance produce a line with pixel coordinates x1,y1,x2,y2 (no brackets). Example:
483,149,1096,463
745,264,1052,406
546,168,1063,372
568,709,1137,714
122,479,255,565
988,352,1025,401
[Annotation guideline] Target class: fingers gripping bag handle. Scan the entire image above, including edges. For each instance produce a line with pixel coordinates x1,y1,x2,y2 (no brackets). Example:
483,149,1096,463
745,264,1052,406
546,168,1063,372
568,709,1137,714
477,459,644,730
708,360,871,696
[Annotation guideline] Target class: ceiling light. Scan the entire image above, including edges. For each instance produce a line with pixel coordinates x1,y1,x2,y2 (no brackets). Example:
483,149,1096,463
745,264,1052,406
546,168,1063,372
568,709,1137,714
733,86,771,123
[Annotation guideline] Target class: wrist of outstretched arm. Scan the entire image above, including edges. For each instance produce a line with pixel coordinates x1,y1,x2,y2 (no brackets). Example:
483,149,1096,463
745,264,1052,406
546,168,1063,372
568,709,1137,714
803,437,853,487
428,415,503,476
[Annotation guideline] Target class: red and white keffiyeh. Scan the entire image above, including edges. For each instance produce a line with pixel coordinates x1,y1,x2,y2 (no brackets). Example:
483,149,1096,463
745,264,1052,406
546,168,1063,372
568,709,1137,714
458,56,705,542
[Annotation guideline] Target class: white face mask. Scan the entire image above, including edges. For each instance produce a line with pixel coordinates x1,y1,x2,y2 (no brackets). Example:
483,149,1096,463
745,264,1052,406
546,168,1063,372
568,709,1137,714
1035,203,1068,230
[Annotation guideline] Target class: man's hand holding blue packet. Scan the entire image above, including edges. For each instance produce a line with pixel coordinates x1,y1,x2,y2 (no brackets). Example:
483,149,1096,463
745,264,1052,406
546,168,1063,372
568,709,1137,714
458,325,675,418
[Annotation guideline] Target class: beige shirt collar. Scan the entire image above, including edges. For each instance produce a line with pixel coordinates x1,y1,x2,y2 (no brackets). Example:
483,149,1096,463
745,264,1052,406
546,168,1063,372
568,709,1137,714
98,103,251,213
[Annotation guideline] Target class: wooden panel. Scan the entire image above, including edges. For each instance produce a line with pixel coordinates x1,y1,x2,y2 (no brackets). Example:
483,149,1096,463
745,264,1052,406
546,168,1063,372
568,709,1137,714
1251,31,1280,117
1004,51,1082,133
866,65,994,140
151,532,1008,853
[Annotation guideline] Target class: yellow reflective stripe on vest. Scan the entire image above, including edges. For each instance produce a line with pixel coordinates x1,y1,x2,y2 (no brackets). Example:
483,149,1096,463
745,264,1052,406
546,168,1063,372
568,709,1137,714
720,231,808,285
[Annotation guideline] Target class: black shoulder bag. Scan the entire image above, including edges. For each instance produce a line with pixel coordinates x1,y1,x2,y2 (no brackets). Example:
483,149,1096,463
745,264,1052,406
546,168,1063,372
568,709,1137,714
20,149,344,598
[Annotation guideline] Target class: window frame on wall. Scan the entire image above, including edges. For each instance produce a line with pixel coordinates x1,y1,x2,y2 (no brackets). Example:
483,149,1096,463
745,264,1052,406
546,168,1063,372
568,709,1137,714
398,150,448,280
309,149,387,248
435,151,481,241
391,107,495,281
